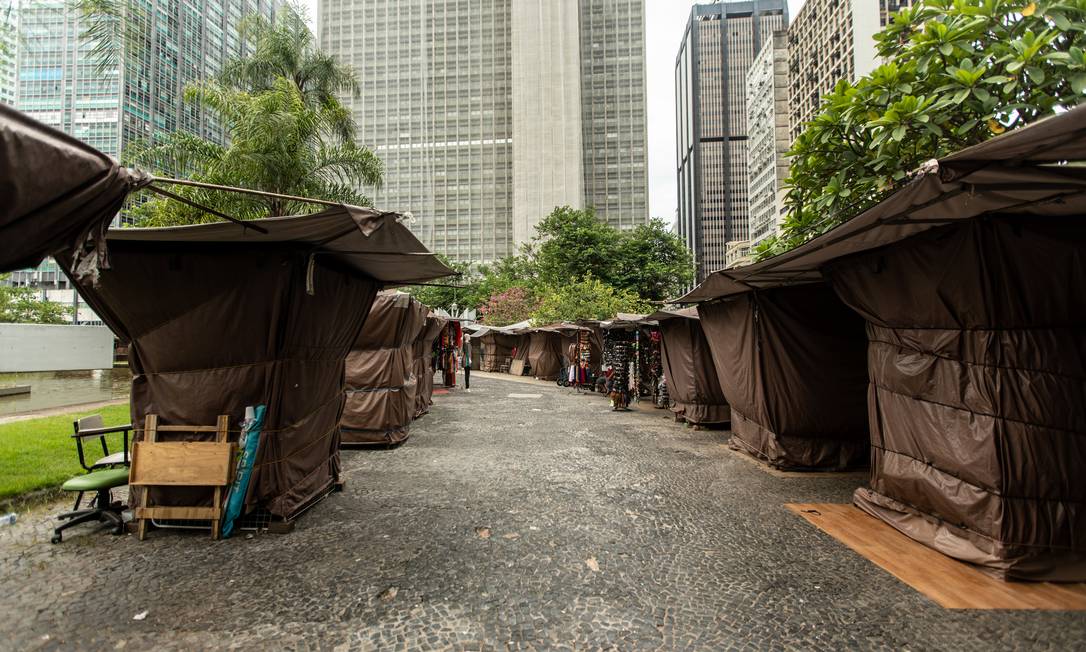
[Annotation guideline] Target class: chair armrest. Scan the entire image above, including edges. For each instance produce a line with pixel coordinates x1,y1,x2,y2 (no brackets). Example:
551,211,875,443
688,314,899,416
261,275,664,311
72,424,134,438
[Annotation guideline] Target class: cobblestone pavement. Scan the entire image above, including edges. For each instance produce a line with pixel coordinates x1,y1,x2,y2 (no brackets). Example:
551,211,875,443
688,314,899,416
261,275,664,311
2,374,1083,651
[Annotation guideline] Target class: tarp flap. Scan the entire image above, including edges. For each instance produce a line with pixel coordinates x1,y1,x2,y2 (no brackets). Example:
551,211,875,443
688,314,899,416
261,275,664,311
826,215,1086,581
655,310,730,426
0,105,148,273
413,314,447,418
526,331,565,380
341,292,430,444
58,243,378,519
697,285,869,470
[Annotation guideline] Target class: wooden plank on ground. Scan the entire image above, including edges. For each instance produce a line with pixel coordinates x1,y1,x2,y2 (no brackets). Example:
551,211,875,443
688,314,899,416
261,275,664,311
786,503,1086,610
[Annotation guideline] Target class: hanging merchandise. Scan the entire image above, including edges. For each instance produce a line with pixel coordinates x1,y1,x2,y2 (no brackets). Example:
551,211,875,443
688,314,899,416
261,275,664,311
603,329,632,410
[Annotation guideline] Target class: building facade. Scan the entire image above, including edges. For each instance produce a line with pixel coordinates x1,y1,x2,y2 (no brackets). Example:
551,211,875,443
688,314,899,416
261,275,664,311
675,0,787,282
0,1,15,107
788,0,912,141
16,0,276,158
745,31,790,252
319,0,649,263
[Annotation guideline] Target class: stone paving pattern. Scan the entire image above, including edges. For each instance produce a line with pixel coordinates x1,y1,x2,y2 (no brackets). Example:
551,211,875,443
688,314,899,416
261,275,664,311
1,374,1083,650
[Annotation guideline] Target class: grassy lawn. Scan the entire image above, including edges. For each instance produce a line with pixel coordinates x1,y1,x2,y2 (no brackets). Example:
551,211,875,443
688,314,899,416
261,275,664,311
0,403,130,501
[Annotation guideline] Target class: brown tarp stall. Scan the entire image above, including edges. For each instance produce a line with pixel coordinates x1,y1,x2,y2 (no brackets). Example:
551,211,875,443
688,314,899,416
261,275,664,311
648,309,730,426
341,292,430,445
0,105,148,275
681,106,1086,580
413,314,448,418
2,108,454,520
474,327,519,372
696,286,869,470
525,329,565,380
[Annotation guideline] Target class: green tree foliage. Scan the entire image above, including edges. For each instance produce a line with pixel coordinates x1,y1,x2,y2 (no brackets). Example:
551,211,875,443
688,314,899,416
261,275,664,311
757,0,1086,259
119,4,381,225
406,207,692,321
530,278,652,325
0,277,69,324
531,206,622,288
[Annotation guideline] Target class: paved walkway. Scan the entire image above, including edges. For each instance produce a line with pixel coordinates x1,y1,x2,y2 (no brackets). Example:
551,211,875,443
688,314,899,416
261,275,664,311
1,375,1081,650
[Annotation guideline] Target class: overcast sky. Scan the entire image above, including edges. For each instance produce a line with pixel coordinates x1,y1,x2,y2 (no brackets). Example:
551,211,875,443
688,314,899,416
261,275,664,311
304,0,807,223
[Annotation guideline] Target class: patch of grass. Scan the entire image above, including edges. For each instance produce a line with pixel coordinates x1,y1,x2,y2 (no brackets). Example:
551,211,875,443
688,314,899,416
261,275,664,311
0,403,130,501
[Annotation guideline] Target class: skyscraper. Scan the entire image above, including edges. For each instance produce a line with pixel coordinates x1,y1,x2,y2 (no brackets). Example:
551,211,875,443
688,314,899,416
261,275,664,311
16,0,276,158
0,0,17,107
788,0,913,141
675,0,788,282
319,0,649,263
745,31,790,253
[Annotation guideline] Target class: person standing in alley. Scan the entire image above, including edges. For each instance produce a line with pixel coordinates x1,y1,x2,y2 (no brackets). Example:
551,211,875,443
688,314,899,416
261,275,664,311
462,334,473,390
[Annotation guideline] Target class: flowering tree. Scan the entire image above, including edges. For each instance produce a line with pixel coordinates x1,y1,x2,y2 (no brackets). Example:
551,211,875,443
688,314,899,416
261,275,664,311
479,287,540,326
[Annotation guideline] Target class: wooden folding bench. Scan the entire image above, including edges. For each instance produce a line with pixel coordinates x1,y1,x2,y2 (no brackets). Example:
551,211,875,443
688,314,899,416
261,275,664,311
130,414,236,540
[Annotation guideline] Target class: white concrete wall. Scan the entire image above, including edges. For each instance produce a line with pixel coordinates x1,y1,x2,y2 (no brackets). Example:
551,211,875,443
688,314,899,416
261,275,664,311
511,0,585,246
0,324,115,372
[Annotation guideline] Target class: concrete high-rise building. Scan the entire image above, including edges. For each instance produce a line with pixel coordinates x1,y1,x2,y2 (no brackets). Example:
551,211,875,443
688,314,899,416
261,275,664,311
579,0,649,234
319,0,649,263
788,0,913,141
745,31,790,253
0,0,17,107
16,0,276,158
675,0,788,282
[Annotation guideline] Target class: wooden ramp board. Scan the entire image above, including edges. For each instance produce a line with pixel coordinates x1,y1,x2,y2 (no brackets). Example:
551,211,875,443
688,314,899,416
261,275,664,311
786,503,1086,610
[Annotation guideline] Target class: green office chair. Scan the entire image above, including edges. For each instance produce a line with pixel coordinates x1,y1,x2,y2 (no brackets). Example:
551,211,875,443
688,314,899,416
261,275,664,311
52,416,133,544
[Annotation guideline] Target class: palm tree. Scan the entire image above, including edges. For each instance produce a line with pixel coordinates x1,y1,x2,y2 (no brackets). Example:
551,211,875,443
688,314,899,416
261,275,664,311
128,78,382,224
220,6,359,140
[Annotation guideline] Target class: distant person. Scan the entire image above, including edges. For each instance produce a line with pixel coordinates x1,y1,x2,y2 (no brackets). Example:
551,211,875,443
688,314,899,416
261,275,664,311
462,335,472,390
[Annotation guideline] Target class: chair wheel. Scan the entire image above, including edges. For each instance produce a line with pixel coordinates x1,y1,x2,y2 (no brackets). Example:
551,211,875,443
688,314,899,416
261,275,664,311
111,525,124,536
51,534,62,544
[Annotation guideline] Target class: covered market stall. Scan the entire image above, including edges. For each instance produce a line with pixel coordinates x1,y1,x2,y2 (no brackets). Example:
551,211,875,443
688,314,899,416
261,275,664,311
683,106,1086,581
691,285,870,471
648,309,730,426
474,326,520,373
600,314,665,407
0,106,454,529
341,292,431,446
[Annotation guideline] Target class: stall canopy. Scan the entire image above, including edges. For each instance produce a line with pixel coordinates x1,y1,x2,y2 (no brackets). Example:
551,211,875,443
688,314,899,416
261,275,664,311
341,292,430,446
681,106,1086,580
414,314,448,418
2,108,455,520
0,104,148,274
648,309,730,426
696,286,869,470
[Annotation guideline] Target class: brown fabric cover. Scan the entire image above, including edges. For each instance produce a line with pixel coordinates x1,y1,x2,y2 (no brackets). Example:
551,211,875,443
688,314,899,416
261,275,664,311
479,332,518,372
656,314,730,426
825,215,1086,581
0,105,148,274
58,242,377,519
413,315,447,417
697,285,869,470
526,331,564,380
341,293,429,445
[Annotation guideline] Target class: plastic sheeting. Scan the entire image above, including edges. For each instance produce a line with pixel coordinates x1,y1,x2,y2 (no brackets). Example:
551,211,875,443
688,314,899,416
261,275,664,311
653,309,730,426
826,216,1086,581
341,293,430,445
697,285,869,470
478,331,519,372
